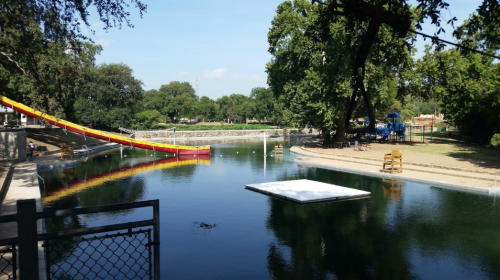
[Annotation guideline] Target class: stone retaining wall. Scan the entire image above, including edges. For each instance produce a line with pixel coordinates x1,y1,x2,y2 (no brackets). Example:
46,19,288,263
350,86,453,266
0,130,27,162
134,128,316,139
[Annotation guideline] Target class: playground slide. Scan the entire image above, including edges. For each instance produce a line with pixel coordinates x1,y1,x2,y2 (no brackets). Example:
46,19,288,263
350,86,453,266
380,127,393,141
43,155,211,205
0,95,210,155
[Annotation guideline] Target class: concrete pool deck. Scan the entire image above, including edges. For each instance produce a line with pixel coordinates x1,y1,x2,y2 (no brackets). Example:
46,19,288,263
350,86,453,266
290,145,500,194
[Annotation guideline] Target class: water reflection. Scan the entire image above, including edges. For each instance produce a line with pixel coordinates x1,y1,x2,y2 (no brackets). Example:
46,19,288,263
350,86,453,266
266,167,500,280
382,179,402,201
43,155,211,207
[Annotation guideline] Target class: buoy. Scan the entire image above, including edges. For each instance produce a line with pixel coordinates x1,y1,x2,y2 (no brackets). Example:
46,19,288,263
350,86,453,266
253,151,255,153
124,155,127,157
236,152,239,154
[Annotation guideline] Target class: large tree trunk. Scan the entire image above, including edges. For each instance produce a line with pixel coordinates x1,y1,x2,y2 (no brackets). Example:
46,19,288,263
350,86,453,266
322,127,332,147
333,119,345,142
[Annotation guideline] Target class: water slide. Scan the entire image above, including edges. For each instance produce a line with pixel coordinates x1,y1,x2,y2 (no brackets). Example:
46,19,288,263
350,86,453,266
380,125,393,141
43,155,211,206
0,95,210,155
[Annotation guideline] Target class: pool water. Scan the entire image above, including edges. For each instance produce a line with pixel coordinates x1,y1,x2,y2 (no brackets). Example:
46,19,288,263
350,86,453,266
40,138,500,280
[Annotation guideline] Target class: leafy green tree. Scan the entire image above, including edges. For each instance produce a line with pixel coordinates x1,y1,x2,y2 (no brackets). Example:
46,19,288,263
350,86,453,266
415,46,499,143
159,81,198,100
4,42,101,118
73,63,143,129
165,93,197,122
215,94,251,123
135,110,162,128
143,89,165,111
250,87,275,123
216,96,232,123
266,0,412,143
197,96,218,122
0,0,146,113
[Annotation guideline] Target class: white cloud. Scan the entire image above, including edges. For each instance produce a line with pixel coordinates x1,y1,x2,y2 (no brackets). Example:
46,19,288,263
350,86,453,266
203,68,226,79
96,39,114,47
232,74,263,83
172,71,188,79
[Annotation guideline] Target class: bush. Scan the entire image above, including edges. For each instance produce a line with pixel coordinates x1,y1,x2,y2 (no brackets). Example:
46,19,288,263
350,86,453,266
491,134,500,148
159,124,272,131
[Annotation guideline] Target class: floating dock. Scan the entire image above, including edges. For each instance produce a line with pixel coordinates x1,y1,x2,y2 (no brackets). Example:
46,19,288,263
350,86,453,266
245,179,370,204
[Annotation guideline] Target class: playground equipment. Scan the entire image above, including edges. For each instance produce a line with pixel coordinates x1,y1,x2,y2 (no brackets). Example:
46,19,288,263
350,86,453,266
377,112,406,142
0,95,210,155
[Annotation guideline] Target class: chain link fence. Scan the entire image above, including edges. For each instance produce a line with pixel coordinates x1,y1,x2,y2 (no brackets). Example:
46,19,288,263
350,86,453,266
45,229,153,280
0,244,17,280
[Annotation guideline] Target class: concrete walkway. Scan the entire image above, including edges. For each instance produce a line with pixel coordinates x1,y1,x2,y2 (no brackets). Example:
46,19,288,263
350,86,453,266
291,145,500,194
0,161,46,280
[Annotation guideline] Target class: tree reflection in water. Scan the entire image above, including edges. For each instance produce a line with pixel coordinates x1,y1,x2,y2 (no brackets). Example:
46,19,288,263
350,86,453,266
266,168,500,280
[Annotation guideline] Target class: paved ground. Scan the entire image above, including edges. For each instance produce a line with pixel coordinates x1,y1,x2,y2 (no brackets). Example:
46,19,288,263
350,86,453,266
291,139,500,194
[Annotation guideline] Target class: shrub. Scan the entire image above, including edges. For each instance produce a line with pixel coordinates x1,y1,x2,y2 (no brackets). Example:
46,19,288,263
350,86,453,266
491,134,500,148
159,124,273,131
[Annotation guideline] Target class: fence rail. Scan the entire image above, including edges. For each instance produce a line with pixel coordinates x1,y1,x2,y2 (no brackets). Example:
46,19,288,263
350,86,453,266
0,199,160,280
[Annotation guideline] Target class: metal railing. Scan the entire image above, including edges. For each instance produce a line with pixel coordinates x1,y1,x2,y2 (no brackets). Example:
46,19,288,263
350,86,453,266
0,199,160,279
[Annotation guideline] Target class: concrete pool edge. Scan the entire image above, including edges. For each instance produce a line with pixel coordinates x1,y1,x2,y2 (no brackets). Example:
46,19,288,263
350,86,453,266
291,151,500,195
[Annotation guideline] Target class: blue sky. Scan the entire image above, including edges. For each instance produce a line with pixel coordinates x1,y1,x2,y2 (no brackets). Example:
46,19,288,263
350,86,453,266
89,0,481,100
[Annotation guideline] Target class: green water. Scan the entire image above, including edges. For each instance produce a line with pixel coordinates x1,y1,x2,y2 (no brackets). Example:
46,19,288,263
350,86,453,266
39,138,500,279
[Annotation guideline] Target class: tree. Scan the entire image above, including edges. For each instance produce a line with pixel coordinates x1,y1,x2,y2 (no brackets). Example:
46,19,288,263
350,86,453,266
266,0,412,143
197,96,218,122
3,42,101,118
135,110,162,128
215,94,251,123
415,46,499,143
73,63,143,129
165,93,197,122
0,0,147,113
250,87,275,123
159,81,198,100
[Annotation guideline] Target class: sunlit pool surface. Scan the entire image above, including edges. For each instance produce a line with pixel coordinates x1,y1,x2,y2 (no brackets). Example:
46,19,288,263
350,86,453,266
40,138,500,280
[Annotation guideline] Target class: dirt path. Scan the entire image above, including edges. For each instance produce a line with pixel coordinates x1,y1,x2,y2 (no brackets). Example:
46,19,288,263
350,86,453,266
300,139,500,174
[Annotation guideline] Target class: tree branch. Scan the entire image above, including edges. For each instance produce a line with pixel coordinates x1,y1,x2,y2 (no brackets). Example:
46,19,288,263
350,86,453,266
1,51,28,76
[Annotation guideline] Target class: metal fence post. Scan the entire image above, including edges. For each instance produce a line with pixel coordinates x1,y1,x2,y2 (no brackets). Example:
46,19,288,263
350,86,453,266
17,199,39,280
153,200,160,279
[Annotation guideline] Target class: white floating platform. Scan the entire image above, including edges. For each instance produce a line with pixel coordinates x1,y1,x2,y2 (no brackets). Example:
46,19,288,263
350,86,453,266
245,179,370,204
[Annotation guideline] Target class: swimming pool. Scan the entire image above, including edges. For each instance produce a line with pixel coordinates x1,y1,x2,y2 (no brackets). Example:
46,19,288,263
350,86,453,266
40,138,500,279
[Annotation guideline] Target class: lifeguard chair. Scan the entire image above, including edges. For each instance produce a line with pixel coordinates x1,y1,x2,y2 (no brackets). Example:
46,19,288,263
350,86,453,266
382,149,403,173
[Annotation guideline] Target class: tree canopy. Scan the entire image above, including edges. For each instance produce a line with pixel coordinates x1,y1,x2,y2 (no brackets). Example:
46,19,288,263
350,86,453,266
0,0,147,114
266,0,413,141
